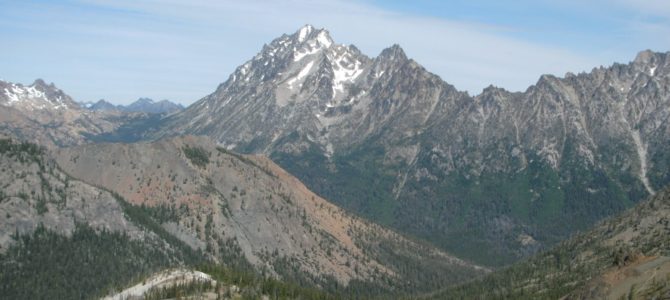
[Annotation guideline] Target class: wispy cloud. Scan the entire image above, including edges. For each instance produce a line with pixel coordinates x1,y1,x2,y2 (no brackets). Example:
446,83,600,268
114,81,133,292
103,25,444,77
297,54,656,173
0,0,667,104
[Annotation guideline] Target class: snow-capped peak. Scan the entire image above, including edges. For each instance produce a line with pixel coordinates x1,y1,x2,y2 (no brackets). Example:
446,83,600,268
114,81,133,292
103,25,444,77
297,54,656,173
221,25,373,110
286,26,334,62
297,24,314,42
293,33,332,62
224,26,338,86
292,25,333,48
315,30,333,48
378,44,407,62
329,45,365,97
0,79,75,110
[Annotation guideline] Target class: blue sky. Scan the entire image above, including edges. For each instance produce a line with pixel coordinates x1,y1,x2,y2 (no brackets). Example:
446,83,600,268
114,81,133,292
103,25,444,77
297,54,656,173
1,0,669,105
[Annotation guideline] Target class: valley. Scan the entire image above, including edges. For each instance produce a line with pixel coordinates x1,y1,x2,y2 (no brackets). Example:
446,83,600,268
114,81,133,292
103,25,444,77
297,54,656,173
434,185,670,299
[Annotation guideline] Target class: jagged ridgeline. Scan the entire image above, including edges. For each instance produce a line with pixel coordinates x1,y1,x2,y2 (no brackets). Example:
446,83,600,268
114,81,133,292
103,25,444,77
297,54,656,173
150,25,670,266
80,97,184,114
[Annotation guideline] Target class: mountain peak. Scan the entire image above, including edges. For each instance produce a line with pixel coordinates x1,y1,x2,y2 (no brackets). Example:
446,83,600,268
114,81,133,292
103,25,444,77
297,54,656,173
292,24,333,48
32,78,47,87
124,97,182,114
634,49,657,65
0,78,77,111
632,50,669,76
535,73,559,86
135,97,155,104
31,78,55,90
95,99,112,105
379,44,407,61
481,84,506,94
88,99,119,111
633,49,670,65
296,24,315,42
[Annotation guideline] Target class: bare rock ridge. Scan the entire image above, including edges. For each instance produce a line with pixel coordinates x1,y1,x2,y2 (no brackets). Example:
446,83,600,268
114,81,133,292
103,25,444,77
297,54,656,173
151,24,670,265
54,135,486,292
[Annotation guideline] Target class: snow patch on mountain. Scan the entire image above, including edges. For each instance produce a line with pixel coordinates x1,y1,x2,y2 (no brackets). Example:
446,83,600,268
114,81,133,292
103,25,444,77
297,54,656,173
297,24,313,42
316,31,333,48
326,45,367,102
3,88,19,104
2,82,69,110
294,45,323,62
287,60,315,90
6,85,45,102
293,31,332,62
332,55,364,96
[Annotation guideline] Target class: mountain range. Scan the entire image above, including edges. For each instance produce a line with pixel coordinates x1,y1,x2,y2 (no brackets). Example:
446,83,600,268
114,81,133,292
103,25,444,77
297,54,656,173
1,24,669,299
147,25,670,266
0,80,182,148
0,79,137,148
81,97,184,114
